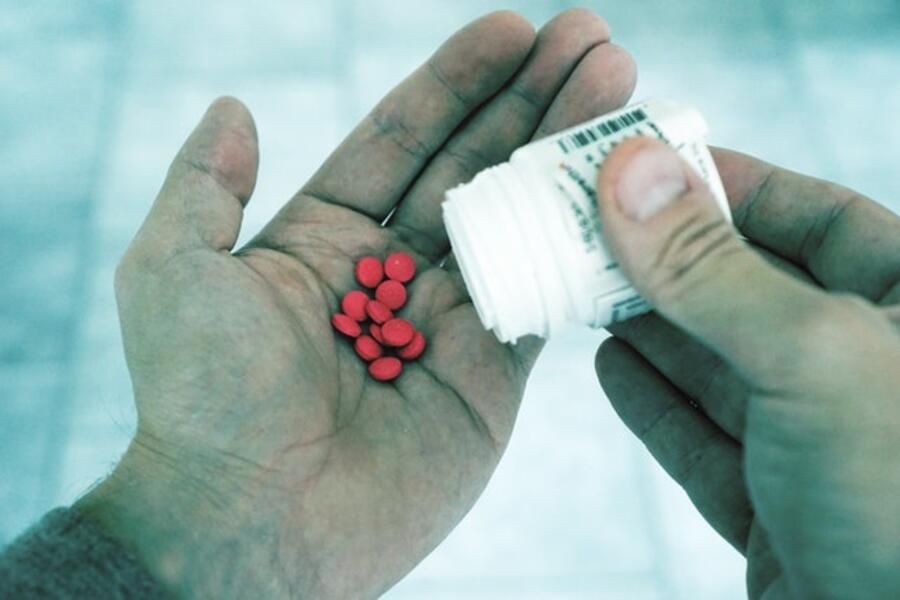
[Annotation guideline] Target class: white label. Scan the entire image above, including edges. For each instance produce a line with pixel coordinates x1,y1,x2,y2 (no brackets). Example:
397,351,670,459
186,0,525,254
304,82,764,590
540,101,726,327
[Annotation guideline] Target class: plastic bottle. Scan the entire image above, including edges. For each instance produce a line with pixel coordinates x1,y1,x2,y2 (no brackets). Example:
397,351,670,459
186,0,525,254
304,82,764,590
442,99,730,344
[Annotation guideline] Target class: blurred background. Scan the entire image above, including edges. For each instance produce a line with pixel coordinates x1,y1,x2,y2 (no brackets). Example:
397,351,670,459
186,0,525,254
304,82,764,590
1,1,898,597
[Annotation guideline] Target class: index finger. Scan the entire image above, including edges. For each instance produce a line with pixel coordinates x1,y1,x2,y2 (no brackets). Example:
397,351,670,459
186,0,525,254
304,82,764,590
713,147,900,302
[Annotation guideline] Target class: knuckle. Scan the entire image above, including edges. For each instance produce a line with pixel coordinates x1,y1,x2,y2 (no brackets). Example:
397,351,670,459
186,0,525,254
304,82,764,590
506,80,543,113
697,358,748,436
424,58,470,107
694,352,732,400
670,432,719,487
368,105,431,161
644,212,741,303
443,144,493,180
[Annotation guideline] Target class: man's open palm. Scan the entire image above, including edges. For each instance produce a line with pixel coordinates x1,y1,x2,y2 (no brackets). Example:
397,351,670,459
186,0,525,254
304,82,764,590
78,11,637,598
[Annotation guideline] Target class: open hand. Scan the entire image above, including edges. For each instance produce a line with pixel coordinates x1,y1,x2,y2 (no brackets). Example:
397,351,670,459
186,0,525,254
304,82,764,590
76,10,636,598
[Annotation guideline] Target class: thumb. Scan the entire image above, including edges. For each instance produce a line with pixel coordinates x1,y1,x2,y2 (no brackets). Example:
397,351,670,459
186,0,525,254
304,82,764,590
597,137,828,379
133,96,259,260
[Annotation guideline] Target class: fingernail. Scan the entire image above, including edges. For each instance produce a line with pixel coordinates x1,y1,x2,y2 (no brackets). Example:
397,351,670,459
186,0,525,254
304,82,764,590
616,145,687,221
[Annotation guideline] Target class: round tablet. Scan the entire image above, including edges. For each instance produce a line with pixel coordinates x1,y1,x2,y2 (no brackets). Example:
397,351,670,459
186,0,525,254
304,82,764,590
384,252,416,283
369,357,403,382
341,290,369,321
397,330,426,360
366,300,394,324
355,256,384,288
354,335,383,361
369,323,385,344
381,318,414,347
331,313,361,338
375,280,407,310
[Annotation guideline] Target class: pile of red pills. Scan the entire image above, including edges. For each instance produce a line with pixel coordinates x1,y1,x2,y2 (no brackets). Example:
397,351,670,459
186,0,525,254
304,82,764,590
331,252,426,382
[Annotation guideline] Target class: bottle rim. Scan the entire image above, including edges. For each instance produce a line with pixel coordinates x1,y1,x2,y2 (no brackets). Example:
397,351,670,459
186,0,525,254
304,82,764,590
444,162,573,343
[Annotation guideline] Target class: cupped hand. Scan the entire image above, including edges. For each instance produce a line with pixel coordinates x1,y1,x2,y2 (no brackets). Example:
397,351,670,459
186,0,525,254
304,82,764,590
595,138,900,598
75,10,637,598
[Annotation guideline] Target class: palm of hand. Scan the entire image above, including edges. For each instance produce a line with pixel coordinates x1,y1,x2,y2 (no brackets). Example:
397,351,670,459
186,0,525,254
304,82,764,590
122,199,525,594
98,10,637,597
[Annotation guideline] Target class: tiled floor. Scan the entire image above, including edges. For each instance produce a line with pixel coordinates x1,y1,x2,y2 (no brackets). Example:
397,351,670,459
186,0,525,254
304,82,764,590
2,1,898,597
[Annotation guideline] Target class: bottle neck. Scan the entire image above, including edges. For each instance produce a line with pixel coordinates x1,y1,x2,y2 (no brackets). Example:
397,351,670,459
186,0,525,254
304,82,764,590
444,159,578,343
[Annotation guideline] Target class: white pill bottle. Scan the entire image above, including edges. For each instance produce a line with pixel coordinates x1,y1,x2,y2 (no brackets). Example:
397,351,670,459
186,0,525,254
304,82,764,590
442,99,730,344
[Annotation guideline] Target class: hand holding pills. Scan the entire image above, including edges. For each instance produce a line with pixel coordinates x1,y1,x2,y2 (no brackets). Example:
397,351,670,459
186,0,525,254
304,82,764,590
2,5,895,598
595,138,900,598
71,9,639,599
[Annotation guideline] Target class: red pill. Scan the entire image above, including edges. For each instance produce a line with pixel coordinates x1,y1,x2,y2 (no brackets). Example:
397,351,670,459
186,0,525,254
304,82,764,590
354,335,383,361
341,290,369,321
381,318,414,347
369,356,403,382
398,330,426,360
355,256,384,288
384,252,416,283
375,280,407,310
369,323,385,344
366,300,393,324
331,313,361,338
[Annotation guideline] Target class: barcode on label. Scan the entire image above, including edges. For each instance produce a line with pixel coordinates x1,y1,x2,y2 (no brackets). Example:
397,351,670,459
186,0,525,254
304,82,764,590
557,108,648,154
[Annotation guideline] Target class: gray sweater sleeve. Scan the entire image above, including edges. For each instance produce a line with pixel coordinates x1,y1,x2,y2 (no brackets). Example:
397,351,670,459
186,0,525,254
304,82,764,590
0,508,168,599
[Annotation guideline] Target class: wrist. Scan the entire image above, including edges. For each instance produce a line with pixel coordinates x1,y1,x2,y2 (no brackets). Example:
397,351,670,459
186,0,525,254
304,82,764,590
73,430,291,597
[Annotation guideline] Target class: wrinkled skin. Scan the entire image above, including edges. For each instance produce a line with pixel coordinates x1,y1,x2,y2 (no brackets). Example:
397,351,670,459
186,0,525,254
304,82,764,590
596,138,900,599
75,10,637,598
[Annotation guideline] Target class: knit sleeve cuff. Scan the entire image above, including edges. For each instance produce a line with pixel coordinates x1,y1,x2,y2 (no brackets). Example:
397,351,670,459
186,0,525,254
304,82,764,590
0,508,167,599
